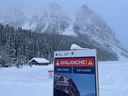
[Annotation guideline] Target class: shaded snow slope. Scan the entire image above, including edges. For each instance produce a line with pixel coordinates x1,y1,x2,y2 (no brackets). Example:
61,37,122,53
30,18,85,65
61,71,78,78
63,25,77,36
0,60,128,96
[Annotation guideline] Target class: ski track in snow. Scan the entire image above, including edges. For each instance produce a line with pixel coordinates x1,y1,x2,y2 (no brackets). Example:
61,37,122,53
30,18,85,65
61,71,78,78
0,61,128,96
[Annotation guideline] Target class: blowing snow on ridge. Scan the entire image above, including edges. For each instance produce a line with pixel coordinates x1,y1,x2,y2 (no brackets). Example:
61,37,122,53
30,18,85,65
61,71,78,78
0,3,128,60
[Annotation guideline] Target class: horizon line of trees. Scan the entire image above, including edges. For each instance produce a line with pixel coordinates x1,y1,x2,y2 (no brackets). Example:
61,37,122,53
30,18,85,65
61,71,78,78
0,23,75,67
0,23,118,67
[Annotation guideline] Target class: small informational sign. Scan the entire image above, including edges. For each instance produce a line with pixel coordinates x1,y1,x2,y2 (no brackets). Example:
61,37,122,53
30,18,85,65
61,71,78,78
48,70,54,79
54,49,99,96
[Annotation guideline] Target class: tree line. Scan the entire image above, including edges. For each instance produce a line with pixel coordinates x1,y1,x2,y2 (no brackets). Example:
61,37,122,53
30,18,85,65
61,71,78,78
0,23,118,67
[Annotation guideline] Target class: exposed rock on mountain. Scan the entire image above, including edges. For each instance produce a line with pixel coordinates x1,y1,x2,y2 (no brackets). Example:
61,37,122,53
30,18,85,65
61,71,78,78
0,3,128,60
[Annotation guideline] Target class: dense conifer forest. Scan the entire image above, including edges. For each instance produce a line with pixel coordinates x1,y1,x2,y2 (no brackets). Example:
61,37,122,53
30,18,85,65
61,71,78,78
0,24,118,67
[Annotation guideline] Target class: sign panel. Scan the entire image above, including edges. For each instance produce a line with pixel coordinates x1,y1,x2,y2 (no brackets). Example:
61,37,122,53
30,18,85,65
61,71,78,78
54,49,99,96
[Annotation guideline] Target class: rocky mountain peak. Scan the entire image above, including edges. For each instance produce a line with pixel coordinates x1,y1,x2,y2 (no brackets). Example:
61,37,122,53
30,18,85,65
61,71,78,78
80,4,93,14
75,4,119,43
49,3,63,12
0,3,127,59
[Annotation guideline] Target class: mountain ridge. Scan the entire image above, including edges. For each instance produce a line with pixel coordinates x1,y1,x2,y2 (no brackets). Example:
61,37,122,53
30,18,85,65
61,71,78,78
0,3,128,60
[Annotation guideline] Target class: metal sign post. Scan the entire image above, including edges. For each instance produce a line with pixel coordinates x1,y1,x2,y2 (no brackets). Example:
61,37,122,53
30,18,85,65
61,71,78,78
54,49,99,96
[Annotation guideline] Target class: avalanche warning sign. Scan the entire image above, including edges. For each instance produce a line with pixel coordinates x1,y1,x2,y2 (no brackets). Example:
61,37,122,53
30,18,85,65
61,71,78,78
54,49,99,96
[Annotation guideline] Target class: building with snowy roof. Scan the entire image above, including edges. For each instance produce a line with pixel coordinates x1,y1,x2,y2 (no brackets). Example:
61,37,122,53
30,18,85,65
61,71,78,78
28,58,50,66
70,44,84,50
70,44,90,50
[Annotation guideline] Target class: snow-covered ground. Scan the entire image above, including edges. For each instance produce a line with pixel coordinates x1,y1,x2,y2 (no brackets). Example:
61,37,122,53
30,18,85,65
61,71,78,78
99,60,128,96
0,60,128,96
0,65,53,96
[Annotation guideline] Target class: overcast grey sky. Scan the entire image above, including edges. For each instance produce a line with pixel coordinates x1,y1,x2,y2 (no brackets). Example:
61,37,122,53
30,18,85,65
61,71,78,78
0,0,128,47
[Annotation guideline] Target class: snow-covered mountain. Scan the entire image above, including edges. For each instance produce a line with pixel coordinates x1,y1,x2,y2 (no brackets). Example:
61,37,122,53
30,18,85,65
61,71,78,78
0,3,128,60
74,5,118,43
22,3,71,34
73,5,128,60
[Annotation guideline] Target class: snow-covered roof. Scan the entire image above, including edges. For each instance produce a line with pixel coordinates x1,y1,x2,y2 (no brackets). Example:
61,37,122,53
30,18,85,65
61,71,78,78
70,44,89,50
29,58,50,63
70,44,84,50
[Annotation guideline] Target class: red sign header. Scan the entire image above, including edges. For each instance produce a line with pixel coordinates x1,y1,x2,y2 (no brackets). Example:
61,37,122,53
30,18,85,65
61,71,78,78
55,57,95,67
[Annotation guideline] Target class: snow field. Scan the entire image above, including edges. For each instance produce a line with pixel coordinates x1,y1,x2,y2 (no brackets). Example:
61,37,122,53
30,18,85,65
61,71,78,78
0,65,53,96
99,60,128,96
0,60,128,96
